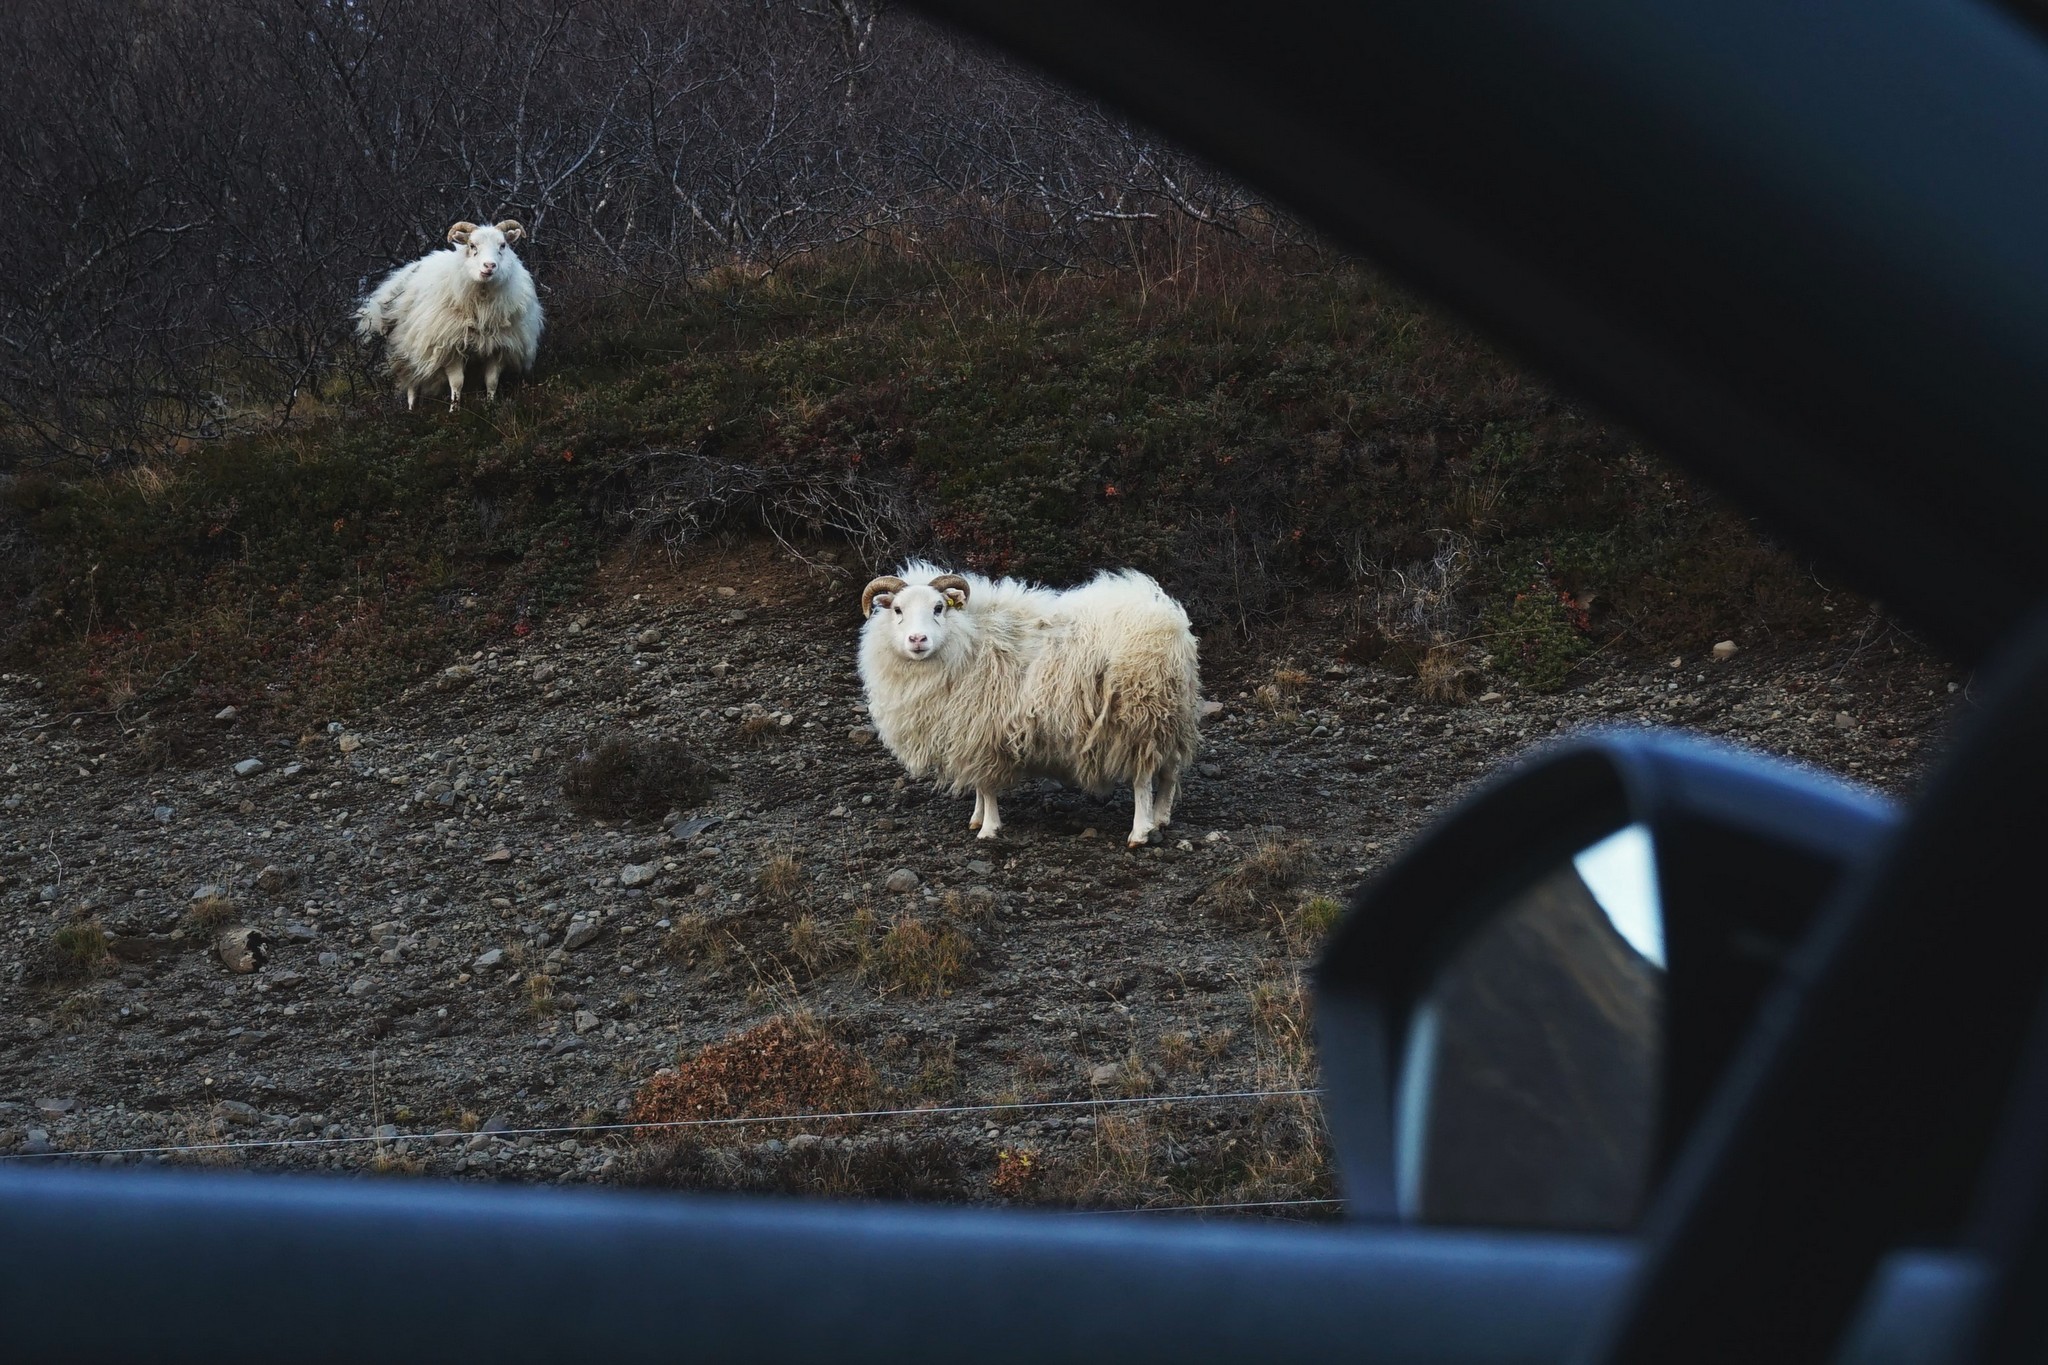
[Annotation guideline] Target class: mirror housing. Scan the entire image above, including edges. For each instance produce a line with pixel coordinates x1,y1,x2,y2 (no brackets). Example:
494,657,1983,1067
1314,730,1898,1223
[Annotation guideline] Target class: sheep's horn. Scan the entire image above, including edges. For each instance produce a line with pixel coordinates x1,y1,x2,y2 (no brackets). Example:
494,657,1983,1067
929,574,971,605
447,221,480,245
861,576,907,616
495,220,526,242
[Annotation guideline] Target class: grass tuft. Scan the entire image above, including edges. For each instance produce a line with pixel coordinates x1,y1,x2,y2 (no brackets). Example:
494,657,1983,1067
22,919,110,989
756,852,805,903
182,895,236,933
1281,894,1346,954
1200,839,1310,926
856,909,975,998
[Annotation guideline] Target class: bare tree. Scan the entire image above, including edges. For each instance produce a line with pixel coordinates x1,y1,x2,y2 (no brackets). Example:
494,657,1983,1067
0,0,1289,466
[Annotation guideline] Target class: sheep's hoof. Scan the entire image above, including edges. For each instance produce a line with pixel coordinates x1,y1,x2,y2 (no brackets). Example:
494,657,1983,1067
976,827,1001,841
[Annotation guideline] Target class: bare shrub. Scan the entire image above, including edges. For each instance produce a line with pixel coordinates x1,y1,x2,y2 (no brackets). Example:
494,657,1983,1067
1353,530,1483,689
735,710,789,745
610,450,925,571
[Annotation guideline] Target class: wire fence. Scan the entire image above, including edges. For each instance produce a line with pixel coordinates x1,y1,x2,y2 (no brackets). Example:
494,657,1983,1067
1,1086,1335,1218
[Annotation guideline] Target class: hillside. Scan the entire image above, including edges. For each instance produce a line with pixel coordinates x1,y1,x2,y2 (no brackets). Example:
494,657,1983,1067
0,252,1963,1209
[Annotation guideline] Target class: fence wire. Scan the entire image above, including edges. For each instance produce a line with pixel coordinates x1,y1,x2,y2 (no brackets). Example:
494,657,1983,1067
3,1086,1324,1166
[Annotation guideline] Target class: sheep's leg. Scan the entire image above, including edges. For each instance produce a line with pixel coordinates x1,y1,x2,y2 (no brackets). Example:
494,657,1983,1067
484,357,505,402
1155,767,1180,828
405,384,417,412
444,359,466,411
1128,768,1159,847
974,788,1003,840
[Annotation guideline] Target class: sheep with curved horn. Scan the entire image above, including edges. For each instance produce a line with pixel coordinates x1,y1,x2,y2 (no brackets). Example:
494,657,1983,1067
858,561,1200,846
355,220,543,411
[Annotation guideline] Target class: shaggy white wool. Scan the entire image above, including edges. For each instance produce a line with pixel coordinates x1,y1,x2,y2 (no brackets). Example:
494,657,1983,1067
859,560,1200,845
355,221,543,410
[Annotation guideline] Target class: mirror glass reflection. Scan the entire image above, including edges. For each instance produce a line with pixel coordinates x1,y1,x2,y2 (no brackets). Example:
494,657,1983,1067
1397,822,1665,1231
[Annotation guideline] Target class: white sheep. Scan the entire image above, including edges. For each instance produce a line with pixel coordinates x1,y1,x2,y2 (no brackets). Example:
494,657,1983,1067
858,561,1201,846
354,220,543,411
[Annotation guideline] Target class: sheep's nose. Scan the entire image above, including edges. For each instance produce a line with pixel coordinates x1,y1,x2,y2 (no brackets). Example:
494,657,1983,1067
907,633,929,649
479,263,495,275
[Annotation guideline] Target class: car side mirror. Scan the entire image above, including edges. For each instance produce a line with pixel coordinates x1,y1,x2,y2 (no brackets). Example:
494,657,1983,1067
1313,731,1899,1231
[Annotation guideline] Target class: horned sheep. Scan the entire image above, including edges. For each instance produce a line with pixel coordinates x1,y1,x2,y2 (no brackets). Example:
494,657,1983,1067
354,220,543,411
857,562,1200,846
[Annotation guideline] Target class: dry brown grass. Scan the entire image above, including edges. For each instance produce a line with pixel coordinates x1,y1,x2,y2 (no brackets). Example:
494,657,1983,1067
913,1038,960,1103
1027,974,1333,1216
53,988,106,1027
938,886,996,926
1250,971,1313,1065
1269,664,1312,696
1417,642,1478,703
524,971,559,1018
1011,1049,1057,1086
756,852,805,903
1089,1051,1155,1098
182,895,236,933
1157,1030,1197,1075
787,914,852,977
165,1111,243,1168
660,913,725,970
369,1151,428,1176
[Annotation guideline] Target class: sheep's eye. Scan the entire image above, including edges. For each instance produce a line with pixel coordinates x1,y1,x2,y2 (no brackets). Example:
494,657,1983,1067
933,604,944,615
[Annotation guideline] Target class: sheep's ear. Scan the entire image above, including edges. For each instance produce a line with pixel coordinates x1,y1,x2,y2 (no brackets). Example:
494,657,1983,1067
930,574,972,608
447,222,479,246
942,588,966,608
495,220,526,243
870,593,895,613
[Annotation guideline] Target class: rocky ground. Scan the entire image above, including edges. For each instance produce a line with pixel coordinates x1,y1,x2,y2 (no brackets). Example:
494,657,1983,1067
0,539,1964,1212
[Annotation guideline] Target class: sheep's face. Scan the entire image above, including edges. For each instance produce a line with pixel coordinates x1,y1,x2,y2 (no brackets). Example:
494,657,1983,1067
871,583,966,662
446,220,526,286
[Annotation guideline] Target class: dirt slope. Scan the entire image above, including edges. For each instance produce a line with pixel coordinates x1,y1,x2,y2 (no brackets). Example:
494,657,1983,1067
0,540,1960,1210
